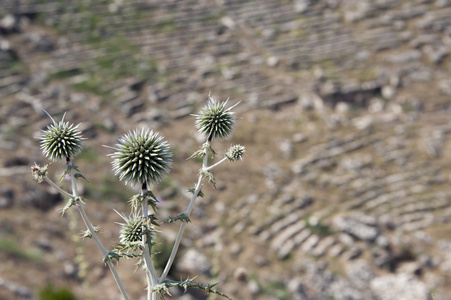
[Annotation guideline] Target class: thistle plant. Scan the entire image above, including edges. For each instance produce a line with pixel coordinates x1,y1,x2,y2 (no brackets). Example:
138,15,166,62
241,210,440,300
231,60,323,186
31,95,244,300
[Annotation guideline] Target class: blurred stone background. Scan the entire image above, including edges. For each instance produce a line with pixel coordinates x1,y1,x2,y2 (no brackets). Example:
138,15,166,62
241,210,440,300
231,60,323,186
1,0,451,299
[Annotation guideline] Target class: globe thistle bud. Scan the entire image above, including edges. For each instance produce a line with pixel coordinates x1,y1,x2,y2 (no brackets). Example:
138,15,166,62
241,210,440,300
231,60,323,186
31,163,48,182
40,112,84,161
118,213,144,246
108,129,172,186
225,144,245,161
194,96,239,141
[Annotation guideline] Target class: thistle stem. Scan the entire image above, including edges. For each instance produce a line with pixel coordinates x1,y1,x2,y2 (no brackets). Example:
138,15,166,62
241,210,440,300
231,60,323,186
43,175,73,198
159,144,208,283
67,161,130,300
141,184,158,300
203,157,228,172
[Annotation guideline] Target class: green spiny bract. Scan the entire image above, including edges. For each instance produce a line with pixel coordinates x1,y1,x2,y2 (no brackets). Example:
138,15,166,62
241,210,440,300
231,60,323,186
108,129,172,186
40,113,84,161
194,96,239,141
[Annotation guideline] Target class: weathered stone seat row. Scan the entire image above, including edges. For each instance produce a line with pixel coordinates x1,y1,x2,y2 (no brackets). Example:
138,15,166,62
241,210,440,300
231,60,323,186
372,192,432,216
417,7,451,31
259,213,299,241
270,219,307,249
390,197,449,217
344,169,440,211
310,236,336,258
128,25,219,48
264,32,357,58
254,15,361,65
45,1,217,28
108,9,222,35
256,193,314,238
0,75,25,98
384,4,428,20
292,135,381,175
223,0,287,22
276,227,312,260
42,50,103,72
0,74,25,89
0,2,60,15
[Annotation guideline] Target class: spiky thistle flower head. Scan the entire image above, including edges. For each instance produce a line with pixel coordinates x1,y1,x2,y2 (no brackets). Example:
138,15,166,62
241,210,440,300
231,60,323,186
115,210,158,253
40,112,84,161
116,211,144,246
225,144,245,161
108,129,172,186
194,95,239,141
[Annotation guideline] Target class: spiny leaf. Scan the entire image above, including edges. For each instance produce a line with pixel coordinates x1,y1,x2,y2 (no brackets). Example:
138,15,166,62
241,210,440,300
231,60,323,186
164,213,191,224
200,169,216,189
129,190,159,211
60,197,81,216
188,186,205,198
81,226,100,239
152,277,231,300
74,172,88,182
187,149,205,160
103,251,120,263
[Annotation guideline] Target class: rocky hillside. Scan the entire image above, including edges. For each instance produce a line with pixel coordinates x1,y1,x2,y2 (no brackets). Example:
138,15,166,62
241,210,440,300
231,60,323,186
1,0,451,299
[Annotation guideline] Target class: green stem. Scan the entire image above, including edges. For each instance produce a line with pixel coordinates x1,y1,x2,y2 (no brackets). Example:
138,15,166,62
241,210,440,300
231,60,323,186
67,161,130,300
159,144,208,283
141,184,158,300
43,175,73,198
203,157,228,172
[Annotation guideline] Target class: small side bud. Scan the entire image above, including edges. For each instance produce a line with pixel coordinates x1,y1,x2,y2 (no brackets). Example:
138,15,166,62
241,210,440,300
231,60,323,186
31,163,48,182
225,145,245,161
115,211,155,253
